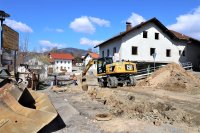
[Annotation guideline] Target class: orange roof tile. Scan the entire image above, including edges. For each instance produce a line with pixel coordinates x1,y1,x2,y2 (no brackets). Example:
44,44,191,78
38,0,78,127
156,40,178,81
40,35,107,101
50,53,74,60
88,52,99,59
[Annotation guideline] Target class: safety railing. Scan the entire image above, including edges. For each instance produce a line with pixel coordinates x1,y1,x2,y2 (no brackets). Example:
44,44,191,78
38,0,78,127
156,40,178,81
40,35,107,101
135,62,193,80
135,65,165,80
181,62,193,70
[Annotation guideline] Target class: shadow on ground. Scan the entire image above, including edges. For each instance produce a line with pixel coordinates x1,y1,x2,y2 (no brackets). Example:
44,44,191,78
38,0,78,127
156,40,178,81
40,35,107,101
39,114,66,133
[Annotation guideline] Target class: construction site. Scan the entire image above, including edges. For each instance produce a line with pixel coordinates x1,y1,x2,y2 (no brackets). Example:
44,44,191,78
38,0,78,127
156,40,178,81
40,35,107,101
1,58,200,132
39,63,200,133
1,3,200,132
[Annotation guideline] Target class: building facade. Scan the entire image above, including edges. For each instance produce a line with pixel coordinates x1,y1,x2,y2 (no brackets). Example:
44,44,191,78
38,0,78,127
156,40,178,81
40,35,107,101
49,53,74,73
95,18,200,70
84,52,99,74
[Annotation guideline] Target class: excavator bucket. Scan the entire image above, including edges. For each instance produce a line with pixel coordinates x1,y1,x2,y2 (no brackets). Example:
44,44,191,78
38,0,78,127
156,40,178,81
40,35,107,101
0,82,57,132
81,77,86,82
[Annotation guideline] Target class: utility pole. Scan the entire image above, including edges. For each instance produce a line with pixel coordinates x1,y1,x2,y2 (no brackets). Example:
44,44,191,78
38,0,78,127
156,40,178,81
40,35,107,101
0,10,10,67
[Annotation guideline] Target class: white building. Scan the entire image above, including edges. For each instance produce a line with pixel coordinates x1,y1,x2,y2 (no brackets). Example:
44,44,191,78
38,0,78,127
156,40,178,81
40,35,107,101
84,52,99,74
49,53,74,73
94,18,200,70
18,55,50,80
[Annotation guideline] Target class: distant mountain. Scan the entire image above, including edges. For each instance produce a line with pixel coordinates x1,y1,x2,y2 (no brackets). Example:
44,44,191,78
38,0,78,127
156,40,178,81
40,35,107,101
46,47,88,57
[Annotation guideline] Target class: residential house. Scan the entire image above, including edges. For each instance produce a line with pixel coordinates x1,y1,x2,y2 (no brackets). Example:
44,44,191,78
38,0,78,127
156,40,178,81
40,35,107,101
49,53,74,73
23,55,51,80
94,17,200,70
84,52,99,74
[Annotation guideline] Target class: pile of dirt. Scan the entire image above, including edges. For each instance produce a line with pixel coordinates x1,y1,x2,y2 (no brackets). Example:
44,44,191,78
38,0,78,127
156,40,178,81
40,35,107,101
87,89,194,126
138,63,200,92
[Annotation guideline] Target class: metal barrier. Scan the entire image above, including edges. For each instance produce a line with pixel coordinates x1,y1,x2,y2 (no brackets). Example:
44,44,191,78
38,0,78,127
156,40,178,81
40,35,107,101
135,62,193,80
181,62,193,70
135,65,164,80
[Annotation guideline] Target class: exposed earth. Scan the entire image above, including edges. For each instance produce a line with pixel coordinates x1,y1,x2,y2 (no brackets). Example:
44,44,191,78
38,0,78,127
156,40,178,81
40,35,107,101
39,64,200,133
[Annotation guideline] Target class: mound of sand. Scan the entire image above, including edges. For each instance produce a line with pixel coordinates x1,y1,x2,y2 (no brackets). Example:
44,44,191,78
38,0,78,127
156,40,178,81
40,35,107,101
138,63,200,91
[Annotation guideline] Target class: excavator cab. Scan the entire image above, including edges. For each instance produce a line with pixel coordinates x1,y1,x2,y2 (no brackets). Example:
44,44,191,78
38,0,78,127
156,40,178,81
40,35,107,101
97,57,113,75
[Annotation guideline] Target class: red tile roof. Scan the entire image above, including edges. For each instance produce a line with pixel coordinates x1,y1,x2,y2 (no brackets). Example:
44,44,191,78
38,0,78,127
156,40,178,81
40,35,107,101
50,53,74,60
88,52,99,59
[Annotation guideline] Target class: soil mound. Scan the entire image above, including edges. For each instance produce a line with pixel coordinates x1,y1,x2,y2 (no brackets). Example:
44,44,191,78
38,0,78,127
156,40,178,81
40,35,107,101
138,63,200,91
88,89,193,126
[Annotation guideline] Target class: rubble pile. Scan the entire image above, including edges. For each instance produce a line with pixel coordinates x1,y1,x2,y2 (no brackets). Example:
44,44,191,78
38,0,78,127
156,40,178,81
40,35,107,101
138,63,200,91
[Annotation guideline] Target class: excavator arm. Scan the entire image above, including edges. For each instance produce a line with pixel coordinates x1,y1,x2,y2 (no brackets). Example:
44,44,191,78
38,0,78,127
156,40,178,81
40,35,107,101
82,59,95,77
81,59,95,91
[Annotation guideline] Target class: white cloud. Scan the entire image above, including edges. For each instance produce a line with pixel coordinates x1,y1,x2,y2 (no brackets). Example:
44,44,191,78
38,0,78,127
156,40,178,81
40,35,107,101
168,6,200,39
69,16,110,34
39,40,65,49
89,17,110,27
55,28,64,33
41,47,48,52
80,37,103,46
45,27,64,33
5,19,33,33
70,16,95,34
127,13,146,26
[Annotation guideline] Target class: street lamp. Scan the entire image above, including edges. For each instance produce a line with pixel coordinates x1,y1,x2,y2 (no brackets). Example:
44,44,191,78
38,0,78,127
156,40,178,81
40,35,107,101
0,10,10,24
0,10,10,66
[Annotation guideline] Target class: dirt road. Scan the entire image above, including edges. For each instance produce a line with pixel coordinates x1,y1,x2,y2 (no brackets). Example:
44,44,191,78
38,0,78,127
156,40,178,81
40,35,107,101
39,72,200,132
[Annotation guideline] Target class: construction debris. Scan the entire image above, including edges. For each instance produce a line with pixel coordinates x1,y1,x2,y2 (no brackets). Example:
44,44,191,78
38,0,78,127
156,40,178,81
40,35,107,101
0,83,57,132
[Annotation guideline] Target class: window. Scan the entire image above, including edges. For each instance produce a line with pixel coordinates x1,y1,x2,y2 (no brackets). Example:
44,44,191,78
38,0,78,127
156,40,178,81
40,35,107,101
166,49,171,57
61,61,62,64
57,61,59,64
102,51,104,58
132,46,138,55
113,47,116,56
61,66,63,70
143,31,148,38
64,61,66,64
155,33,159,40
179,50,182,56
68,67,70,69
68,61,70,64
182,50,185,56
150,48,155,56
107,49,110,57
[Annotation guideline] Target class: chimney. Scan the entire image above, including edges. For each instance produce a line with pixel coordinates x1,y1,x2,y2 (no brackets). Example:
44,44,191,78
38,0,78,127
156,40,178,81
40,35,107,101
126,22,132,31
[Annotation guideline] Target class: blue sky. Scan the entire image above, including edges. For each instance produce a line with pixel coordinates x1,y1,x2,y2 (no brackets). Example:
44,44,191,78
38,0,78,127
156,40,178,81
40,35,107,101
1,0,200,52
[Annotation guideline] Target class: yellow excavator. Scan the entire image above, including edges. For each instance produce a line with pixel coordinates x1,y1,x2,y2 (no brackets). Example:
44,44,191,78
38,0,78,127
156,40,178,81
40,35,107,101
82,57,137,88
